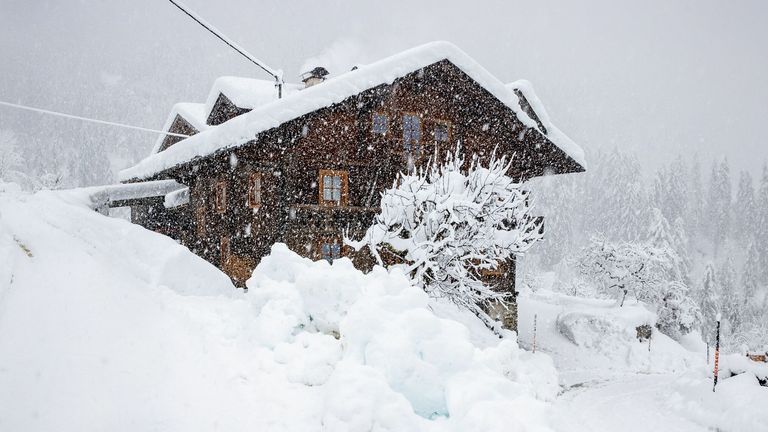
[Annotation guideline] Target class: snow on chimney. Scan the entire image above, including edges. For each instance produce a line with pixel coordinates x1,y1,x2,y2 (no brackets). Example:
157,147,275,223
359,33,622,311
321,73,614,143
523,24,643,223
300,67,329,88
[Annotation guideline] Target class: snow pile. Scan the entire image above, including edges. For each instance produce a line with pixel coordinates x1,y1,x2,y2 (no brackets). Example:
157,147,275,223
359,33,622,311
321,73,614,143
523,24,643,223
247,244,560,429
0,185,559,432
669,355,768,431
518,290,698,382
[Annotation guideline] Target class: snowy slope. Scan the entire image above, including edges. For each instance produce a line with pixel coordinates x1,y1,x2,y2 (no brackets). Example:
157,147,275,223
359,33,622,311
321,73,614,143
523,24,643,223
0,185,559,432
516,287,768,432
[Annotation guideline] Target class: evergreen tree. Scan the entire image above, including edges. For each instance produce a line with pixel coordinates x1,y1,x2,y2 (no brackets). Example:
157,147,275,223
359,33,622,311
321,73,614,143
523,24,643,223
733,170,757,241
741,242,761,324
718,258,742,337
687,154,705,237
647,208,687,282
707,158,732,255
756,162,768,285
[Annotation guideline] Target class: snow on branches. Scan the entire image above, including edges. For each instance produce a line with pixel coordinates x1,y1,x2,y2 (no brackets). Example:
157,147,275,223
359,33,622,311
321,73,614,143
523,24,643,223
346,148,543,325
575,236,700,339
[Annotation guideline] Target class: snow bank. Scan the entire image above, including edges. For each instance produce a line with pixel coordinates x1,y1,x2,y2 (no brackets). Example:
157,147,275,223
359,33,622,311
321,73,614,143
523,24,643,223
669,356,768,431
248,244,560,427
121,41,584,181
0,186,559,432
518,290,698,383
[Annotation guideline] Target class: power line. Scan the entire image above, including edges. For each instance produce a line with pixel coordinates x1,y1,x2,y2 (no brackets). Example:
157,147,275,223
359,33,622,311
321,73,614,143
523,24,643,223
0,100,190,138
167,0,284,98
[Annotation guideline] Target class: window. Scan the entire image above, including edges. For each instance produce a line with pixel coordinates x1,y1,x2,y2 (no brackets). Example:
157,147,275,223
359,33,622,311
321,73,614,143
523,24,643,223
214,181,227,213
319,169,349,206
372,112,389,134
220,236,230,266
247,172,262,208
434,121,450,142
403,114,421,152
320,241,341,263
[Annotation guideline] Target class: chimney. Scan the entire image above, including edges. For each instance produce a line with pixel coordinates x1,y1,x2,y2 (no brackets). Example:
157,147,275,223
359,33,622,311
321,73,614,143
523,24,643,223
300,66,329,88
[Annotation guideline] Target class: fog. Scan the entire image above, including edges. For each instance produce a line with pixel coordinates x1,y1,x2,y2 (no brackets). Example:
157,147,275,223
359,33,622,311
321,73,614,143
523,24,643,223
1,0,767,183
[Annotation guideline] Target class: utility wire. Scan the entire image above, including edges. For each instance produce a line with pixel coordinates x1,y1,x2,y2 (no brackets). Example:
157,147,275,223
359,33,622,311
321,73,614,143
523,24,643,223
0,100,190,138
167,0,284,97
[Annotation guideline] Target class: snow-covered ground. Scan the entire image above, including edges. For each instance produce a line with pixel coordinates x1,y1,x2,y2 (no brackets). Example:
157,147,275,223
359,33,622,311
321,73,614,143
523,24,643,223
0,185,557,432
0,185,765,431
518,287,768,432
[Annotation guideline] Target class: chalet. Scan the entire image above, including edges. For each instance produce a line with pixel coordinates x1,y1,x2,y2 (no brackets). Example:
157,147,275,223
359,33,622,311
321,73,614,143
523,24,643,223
118,42,586,330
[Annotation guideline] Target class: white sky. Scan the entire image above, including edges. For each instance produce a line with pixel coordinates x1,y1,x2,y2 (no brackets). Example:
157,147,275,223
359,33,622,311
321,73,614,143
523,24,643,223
1,0,766,175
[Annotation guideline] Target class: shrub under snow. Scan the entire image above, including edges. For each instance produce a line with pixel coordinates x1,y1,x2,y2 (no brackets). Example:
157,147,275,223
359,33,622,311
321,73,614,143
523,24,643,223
575,236,700,339
348,149,543,327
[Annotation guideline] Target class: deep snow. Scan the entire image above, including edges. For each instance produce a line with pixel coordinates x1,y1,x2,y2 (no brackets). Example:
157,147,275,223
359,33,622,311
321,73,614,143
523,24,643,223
0,185,765,432
0,186,558,431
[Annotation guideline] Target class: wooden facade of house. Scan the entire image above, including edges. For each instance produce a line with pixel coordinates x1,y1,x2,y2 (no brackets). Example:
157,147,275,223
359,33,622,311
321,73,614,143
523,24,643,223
126,48,584,331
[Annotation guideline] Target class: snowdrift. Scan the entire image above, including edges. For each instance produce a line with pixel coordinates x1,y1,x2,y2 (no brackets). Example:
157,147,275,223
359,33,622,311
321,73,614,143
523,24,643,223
670,354,768,431
518,289,700,383
0,185,558,432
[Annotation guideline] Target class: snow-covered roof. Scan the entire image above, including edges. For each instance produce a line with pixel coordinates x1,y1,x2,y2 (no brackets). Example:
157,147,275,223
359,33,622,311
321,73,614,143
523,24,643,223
506,80,587,170
122,41,585,181
59,180,188,210
203,76,301,117
150,102,209,155
164,187,190,209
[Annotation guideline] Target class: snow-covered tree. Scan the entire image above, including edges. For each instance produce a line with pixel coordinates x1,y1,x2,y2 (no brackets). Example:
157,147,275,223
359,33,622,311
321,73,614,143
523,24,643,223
575,236,699,339
741,242,762,324
733,170,757,241
756,163,768,285
347,149,544,325
699,264,720,345
707,158,732,254
0,129,23,181
718,258,742,337
656,281,701,340
687,154,705,237
646,208,688,283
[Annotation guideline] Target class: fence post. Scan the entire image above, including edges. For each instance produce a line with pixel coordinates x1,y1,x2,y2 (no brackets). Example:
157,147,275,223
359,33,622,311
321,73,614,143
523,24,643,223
713,317,721,392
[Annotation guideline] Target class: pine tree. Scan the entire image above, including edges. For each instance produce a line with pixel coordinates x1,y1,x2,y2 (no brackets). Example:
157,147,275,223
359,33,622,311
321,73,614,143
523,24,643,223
707,158,732,255
741,242,761,324
733,170,757,242
756,162,768,285
718,258,742,337
647,208,687,282
687,154,705,237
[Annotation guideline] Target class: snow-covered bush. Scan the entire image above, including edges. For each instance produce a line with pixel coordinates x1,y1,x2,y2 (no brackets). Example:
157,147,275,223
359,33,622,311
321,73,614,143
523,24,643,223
575,236,700,339
347,148,543,326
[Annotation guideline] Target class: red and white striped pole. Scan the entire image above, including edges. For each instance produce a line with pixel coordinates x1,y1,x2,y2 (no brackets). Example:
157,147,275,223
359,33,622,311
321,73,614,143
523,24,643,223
713,314,721,392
